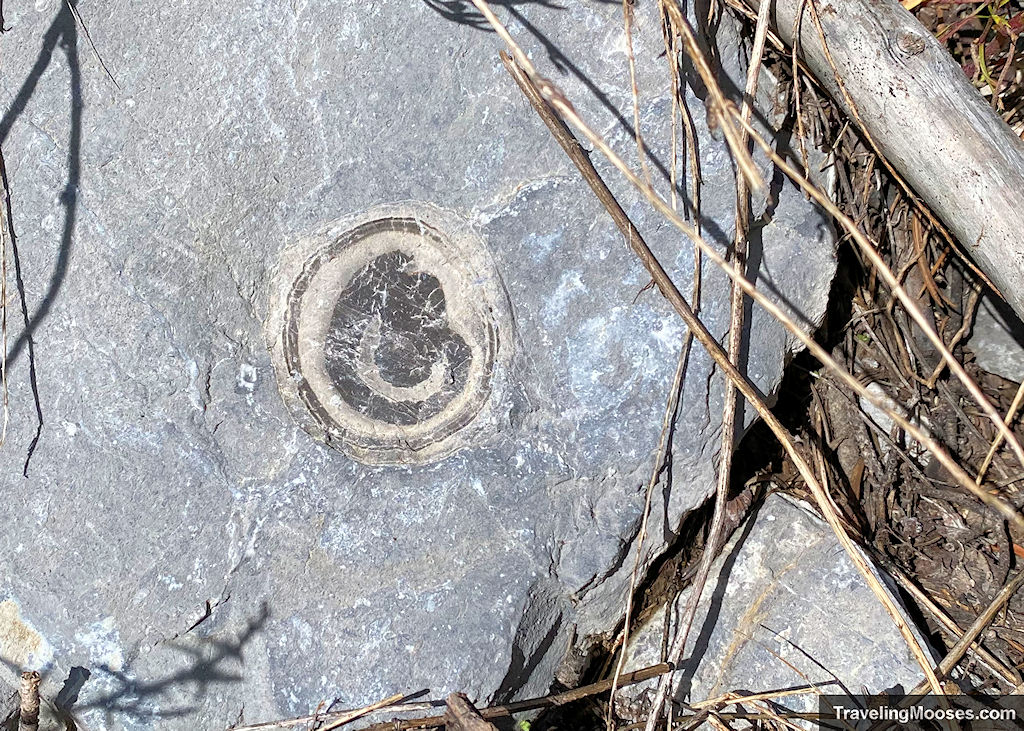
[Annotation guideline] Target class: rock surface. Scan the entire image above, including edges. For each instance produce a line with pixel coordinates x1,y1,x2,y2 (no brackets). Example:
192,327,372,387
615,494,930,722
969,293,1024,384
0,1,835,729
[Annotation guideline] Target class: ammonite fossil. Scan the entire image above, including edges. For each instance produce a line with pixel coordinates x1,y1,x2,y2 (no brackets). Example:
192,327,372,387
267,203,511,465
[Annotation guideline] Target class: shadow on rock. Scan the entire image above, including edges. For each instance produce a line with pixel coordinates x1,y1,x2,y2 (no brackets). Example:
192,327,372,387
67,603,270,725
0,0,85,475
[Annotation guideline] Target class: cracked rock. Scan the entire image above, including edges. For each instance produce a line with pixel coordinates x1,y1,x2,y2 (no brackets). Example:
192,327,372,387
614,494,930,723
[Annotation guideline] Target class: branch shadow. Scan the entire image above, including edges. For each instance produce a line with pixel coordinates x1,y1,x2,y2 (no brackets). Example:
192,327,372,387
0,0,82,475
0,603,268,726
422,0,616,31
73,603,268,725
422,0,691,198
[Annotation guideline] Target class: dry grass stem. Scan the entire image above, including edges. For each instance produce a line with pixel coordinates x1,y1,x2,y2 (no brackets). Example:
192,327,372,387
657,0,704,236
622,0,653,188
656,0,704,312
657,2,764,196
977,380,1024,486
232,692,406,731
358,664,672,731
606,9,708,721
925,283,981,388
320,693,407,731
655,2,775,728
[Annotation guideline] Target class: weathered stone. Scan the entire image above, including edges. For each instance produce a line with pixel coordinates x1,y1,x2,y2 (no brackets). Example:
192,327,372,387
968,293,1024,384
0,1,835,729
615,494,931,722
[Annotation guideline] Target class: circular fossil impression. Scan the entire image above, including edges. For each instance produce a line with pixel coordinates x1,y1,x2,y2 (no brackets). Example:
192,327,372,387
268,204,510,465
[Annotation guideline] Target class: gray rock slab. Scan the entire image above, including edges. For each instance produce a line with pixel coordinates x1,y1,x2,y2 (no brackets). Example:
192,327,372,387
969,293,1024,383
0,1,835,729
615,494,931,723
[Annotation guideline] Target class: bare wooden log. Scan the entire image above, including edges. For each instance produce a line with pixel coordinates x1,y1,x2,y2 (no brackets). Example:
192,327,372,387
743,0,1024,322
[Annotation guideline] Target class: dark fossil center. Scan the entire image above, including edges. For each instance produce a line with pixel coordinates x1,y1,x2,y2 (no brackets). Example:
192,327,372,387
324,250,472,426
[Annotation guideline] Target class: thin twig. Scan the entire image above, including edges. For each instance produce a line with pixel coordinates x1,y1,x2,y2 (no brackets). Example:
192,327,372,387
605,6,707,719
657,0,703,309
360,663,673,731
658,4,681,218
657,0,703,235
911,211,946,308
606,335,691,729
321,693,406,731
608,7,709,719
444,694,498,731
231,692,406,731
658,2,765,196
907,569,1024,694
791,0,811,178
887,561,1020,689
925,283,981,389
622,0,653,188
977,380,1024,486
